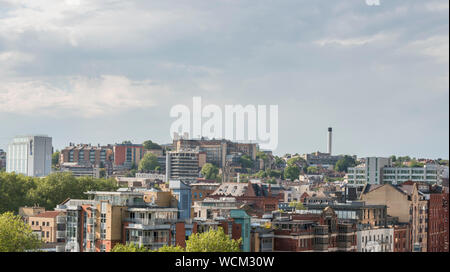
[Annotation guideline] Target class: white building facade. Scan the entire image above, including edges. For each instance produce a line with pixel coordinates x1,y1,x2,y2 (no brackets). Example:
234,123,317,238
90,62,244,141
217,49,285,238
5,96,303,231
357,228,394,252
346,157,391,187
346,157,448,187
6,135,52,177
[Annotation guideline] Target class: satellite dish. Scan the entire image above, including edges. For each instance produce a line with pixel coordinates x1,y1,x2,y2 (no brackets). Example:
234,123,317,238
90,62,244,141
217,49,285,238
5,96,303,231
65,241,80,252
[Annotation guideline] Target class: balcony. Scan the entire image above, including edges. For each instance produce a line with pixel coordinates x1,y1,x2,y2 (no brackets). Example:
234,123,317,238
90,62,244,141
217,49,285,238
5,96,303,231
56,231,66,239
86,233,95,241
126,218,176,226
86,218,95,225
56,216,67,224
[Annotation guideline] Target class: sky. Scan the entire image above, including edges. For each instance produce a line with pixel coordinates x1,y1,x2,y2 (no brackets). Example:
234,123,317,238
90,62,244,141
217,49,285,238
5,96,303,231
0,0,448,159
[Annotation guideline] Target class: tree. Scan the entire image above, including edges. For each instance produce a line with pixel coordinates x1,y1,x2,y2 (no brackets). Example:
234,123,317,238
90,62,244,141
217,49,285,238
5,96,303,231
334,155,357,173
239,155,254,169
0,212,42,252
254,170,267,179
256,151,268,163
0,172,118,213
52,151,60,168
289,201,306,210
265,169,281,178
284,165,300,181
111,243,151,252
156,245,185,252
138,153,160,173
307,166,318,174
143,140,162,150
274,156,285,168
409,160,424,168
287,157,306,167
201,163,219,180
185,227,241,252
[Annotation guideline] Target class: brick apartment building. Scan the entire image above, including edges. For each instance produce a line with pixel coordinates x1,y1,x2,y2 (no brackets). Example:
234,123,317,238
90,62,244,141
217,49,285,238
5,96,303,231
173,138,257,168
113,143,144,168
28,211,66,244
60,144,114,166
393,224,411,252
427,191,449,252
272,207,357,252
211,181,279,216
361,183,428,252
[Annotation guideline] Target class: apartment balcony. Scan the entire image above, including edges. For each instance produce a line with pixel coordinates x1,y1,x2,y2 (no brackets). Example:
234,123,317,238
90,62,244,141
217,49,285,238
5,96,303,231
129,237,170,246
56,231,66,239
86,233,95,241
56,245,66,252
86,218,96,225
56,216,67,224
126,218,176,226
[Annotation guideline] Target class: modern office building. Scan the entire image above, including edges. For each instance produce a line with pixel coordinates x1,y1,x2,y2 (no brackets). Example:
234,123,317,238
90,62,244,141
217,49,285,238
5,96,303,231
165,150,204,183
346,157,391,187
382,164,448,185
347,157,448,187
6,135,52,177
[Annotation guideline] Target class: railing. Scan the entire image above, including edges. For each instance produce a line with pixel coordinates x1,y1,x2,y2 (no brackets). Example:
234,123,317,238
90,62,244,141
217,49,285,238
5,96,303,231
56,216,67,224
129,237,170,245
56,231,66,239
86,218,95,225
126,218,176,225
86,233,95,241
56,245,66,252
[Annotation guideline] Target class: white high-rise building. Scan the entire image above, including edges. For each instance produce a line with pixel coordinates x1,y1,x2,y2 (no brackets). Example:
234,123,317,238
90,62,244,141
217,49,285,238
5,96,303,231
6,135,52,177
346,157,392,187
346,157,448,187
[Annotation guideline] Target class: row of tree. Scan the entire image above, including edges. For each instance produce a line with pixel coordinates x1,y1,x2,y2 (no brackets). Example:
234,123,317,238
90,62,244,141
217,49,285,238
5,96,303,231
0,172,118,214
111,227,241,252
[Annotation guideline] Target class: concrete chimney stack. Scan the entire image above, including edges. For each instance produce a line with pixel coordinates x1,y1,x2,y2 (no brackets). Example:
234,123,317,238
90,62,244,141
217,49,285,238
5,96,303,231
327,127,332,155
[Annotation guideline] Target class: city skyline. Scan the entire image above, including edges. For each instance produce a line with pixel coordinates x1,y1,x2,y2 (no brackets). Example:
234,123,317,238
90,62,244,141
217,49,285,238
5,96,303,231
0,0,448,158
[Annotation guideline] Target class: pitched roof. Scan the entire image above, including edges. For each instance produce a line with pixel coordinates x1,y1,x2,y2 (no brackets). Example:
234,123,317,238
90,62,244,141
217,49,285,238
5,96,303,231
31,211,63,218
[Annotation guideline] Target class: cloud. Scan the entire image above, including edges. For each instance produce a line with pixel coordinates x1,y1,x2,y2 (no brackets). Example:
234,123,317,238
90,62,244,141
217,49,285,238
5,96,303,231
425,1,449,12
314,33,391,47
0,51,34,76
403,35,449,63
0,75,170,118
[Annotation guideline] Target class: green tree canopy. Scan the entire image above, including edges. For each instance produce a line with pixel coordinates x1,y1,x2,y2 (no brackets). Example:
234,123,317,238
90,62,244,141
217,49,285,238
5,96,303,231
334,155,357,173
201,163,219,180
138,153,160,173
185,227,241,252
0,172,118,213
0,212,42,252
256,151,268,162
52,151,60,168
111,227,241,252
289,201,306,210
307,166,319,174
143,140,162,150
284,165,300,181
239,155,254,169
111,243,151,252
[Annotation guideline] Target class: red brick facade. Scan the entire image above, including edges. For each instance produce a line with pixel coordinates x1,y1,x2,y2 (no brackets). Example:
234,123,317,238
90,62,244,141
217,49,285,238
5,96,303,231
427,193,449,252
